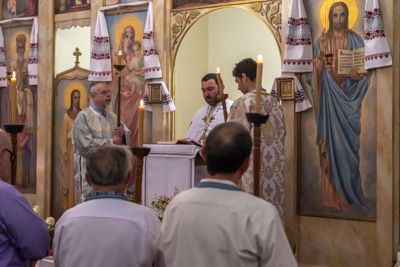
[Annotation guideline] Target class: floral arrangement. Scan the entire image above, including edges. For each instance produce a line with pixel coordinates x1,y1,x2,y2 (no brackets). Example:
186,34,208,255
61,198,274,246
149,186,179,221
32,205,56,249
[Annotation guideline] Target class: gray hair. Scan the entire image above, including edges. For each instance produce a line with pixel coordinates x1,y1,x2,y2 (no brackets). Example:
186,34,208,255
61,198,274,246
86,145,132,186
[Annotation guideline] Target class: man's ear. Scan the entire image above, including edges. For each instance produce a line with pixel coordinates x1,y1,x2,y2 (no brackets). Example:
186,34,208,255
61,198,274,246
85,173,92,186
222,84,225,91
241,73,247,81
240,157,250,175
200,146,206,162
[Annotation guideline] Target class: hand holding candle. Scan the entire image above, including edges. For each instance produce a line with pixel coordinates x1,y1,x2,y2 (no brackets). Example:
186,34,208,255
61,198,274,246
118,50,122,65
11,71,17,124
138,99,145,147
255,55,263,113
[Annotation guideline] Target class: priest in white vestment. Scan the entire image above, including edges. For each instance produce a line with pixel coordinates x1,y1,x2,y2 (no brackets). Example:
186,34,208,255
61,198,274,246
228,58,286,221
72,82,130,203
54,145,165,267
185,73,233,145
162,122,296,267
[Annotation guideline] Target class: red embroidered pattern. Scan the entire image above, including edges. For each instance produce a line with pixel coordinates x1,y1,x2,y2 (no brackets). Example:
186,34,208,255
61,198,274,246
365,52,391,61
286,37,312,46
364,8,386,40
145,67,161,73
143,31,153,39
144,48,158,56
283,60,312,65
91,52,111,60
30,43,38,49
89,71,112,76
28,58,38,64
288,17,309,26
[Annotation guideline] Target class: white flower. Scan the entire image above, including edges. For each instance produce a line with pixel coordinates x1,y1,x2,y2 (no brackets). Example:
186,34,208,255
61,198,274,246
45,217,55,227
33,205,40,214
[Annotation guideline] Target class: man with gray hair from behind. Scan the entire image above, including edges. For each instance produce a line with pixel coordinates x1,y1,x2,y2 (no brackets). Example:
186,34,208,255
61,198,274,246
53,145,165,267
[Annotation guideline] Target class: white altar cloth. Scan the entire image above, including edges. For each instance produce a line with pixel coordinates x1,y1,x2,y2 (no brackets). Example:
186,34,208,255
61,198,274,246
142,144,206,205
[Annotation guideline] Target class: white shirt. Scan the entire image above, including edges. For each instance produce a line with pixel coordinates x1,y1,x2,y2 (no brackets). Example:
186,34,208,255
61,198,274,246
54,196,165,267
185,100,233,144
161,179,297,267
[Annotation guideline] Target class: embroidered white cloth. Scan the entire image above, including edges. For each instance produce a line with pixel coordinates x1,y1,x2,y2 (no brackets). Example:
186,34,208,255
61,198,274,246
364,0,392,69
144,81,176,113
270,75,312,112
281,0,313,73
28,17,38,85
0,17,38,87
0,26,6,87
89,2,162,81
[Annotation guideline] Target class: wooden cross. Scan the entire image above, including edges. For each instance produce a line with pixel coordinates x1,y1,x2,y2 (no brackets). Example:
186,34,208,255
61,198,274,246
73,47,82,66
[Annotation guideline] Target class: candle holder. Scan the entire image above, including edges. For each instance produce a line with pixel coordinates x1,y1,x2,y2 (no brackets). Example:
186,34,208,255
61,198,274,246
245,113,269,197
131,146,151,204
113,64,126,127
217,93,229,122
4,124,24,186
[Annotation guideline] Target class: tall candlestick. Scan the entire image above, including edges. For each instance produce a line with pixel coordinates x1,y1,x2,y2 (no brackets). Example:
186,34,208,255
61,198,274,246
118,50,122,65
216,68,224,95
138,99,145,147
255,55,263,113
11,71,17,124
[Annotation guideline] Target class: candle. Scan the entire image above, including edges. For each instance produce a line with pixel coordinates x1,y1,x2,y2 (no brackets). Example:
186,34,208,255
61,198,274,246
118,50,122,65
138,99,145,147
216,68,224,95
255,55,263,113
11,71,16,124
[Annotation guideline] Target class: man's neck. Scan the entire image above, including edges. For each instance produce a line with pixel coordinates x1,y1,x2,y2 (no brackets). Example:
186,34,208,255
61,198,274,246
207,173,240,185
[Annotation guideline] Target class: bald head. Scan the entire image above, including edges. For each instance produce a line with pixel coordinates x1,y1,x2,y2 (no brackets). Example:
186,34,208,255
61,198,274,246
0,129,11,149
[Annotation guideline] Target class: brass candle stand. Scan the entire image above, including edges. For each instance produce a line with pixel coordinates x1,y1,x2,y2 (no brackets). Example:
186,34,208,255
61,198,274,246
245,113,269,197
113,64,126,127
132,146,151,204
217,93,229,122
4,124,24,186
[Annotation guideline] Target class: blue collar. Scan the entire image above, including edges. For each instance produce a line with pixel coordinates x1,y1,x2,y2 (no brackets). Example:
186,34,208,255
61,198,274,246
249,87,267,92
195,181,242,192
92,104,106,117
85,191,128,202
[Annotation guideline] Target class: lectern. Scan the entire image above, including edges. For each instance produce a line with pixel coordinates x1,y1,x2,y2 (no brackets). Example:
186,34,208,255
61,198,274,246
142,144,207,205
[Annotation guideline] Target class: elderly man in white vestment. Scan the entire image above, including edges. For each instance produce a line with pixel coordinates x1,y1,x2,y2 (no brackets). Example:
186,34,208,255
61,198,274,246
185,73,233,145
162,122,296,267
228,58,286,221
54,145,165,267
72,82,130,203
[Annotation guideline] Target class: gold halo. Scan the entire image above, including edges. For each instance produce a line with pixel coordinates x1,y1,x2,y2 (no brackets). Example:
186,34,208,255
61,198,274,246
10,31,30,59
320,0,358,30
114,15,144,54
63,81,87,109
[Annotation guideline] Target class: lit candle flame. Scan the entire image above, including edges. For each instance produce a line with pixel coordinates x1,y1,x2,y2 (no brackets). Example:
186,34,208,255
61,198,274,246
140,99,144,106
118,50,122,56
12,71,16,79
257,55,263,62
216,67,220,73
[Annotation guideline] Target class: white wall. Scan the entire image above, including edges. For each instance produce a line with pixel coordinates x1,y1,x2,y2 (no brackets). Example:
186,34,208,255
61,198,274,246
174,7,281,140
55,26,91,76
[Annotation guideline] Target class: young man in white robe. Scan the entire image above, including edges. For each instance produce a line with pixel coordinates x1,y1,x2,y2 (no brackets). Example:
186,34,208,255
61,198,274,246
228,58,286,221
